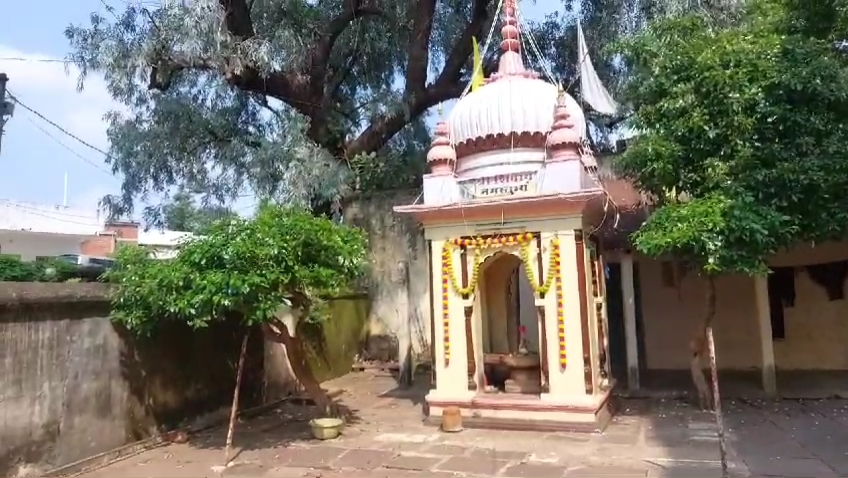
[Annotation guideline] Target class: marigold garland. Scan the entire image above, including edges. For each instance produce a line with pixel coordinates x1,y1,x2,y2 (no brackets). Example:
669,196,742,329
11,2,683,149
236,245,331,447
551,237,567,369
442,233,557,296
439,233,567,369
441,247,452,365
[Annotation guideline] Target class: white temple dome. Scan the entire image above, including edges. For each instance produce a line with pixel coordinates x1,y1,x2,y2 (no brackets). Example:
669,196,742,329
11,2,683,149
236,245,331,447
448,77,587,150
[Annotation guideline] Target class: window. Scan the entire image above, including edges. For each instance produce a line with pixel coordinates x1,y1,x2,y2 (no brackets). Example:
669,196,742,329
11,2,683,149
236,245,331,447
57,254,82,265
89,258,116,268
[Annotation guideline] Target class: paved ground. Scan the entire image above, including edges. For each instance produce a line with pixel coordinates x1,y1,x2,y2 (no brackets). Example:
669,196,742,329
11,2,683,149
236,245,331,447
75,371,848,478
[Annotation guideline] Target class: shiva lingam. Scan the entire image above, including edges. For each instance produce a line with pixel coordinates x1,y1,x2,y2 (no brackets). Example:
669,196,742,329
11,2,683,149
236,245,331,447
483,325,542,394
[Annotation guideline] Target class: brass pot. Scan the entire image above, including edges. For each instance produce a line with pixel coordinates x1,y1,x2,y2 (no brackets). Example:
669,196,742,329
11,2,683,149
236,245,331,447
440,406,463,433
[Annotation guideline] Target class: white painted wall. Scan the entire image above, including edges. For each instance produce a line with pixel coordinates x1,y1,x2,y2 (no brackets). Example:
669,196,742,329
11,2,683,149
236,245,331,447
0,231,87,261
139,230,194,259
0,201,102,235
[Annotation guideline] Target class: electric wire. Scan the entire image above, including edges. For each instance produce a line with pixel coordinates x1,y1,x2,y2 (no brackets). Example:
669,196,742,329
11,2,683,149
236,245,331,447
7,90,113,159
20,113,114,176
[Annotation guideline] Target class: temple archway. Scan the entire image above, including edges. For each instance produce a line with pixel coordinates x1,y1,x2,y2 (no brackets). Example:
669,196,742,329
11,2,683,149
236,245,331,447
478,251,541,393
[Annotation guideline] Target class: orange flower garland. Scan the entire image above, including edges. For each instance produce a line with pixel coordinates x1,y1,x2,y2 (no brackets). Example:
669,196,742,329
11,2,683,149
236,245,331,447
449,232,534,249
552,237,567,369
440,233,566,369
441,246,452,365
443,233,556,296
443,244,482,296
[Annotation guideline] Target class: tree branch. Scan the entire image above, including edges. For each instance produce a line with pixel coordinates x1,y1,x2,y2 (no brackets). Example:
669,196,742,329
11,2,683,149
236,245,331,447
146,52,313,118
344,0,493,157
309,1,383,99
145,0,312,116
433,0,492,89
218,0,255,38
344,81,466,157
404,0,437,99
328,48,362,100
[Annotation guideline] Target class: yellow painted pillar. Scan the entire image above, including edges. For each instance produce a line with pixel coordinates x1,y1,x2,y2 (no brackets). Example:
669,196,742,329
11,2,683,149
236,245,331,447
538,230,585,401
430,240,471,400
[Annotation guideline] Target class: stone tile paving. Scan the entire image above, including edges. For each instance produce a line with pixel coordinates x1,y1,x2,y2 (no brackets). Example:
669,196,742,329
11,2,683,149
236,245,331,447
75,371,848,478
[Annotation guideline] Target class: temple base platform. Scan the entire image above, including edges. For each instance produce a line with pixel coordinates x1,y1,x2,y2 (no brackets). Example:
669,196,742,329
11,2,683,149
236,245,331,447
423,389,614,433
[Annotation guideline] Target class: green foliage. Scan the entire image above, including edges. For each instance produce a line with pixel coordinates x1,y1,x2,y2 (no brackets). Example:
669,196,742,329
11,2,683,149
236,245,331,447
108,206,368,336
614,0,848,275
349,151,428,194
63,0,713,217
0,256,94,282
147,189,237,234
633,195,791,275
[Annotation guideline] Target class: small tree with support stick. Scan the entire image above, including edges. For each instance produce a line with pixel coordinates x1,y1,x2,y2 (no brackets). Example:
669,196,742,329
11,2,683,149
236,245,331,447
614,2,848,475
107,205,367,466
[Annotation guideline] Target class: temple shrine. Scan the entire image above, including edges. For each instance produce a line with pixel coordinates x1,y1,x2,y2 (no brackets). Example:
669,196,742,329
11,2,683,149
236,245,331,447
394,0,615,432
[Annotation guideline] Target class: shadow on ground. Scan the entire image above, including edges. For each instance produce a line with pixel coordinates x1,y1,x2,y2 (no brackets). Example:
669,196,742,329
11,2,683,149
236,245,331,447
185,394,362,461
76,369,848,477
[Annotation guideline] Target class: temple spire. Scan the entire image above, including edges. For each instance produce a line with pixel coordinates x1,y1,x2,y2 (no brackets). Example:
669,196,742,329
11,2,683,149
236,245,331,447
492,0,538,81
500,0,520,54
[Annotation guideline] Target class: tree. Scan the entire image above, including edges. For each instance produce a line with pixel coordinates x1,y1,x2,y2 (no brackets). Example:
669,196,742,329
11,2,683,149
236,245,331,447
615,4,848,472
107,205,368,415
614,0,848,421
152,189,237,234
65,0,715,218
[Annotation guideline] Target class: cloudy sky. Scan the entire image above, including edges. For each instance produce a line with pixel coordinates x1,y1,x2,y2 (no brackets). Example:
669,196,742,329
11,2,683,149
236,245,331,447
0,0,560,219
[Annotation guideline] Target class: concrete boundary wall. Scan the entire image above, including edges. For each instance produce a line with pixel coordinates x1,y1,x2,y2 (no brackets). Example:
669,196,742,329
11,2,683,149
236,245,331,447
0,282,263,476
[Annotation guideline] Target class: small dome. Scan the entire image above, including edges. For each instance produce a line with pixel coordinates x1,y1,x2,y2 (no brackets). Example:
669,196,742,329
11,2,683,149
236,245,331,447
426,120,456,175
448,78,586,149
547,93,582,153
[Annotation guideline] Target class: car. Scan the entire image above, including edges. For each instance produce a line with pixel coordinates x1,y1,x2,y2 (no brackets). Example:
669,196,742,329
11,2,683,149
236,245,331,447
55,254,117,269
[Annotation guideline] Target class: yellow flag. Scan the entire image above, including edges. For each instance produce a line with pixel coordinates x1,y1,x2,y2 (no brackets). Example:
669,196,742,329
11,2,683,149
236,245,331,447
471,37,484,92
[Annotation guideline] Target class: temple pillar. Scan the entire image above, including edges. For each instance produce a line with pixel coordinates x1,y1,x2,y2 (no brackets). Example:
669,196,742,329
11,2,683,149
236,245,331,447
430,239,472,400
754,275,777,395
541,230,591,402
620,252,640,390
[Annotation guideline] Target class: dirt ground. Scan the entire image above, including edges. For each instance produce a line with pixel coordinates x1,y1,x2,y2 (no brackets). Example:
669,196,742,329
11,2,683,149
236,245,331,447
72,370,848,478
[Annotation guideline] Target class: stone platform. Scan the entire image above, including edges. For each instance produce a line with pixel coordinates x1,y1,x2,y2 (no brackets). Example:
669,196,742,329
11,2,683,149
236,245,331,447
425,390,614,433
69,370,848,478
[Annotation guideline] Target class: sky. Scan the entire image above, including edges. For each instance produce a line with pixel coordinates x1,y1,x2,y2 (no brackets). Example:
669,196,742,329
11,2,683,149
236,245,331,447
0,0,563,220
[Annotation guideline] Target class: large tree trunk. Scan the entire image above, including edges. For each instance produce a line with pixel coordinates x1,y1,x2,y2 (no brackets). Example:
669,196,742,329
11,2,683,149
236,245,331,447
261,320,337,417
690,275,717,410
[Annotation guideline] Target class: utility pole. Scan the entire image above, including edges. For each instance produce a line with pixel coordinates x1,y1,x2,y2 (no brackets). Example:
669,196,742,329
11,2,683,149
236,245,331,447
0,73,14,155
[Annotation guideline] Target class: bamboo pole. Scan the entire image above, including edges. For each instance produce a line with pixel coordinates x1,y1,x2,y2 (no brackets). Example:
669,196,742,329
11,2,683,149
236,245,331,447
224,333,250,466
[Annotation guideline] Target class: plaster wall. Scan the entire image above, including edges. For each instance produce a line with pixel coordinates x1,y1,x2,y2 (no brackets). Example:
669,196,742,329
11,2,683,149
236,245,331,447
0,231,87,260
344,191,430,368
636,241,848,372
0,284,263,476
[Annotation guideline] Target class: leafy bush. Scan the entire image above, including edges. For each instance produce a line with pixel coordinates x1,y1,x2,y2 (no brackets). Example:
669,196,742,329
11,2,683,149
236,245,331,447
107,205,368,415
0,256,96,282
107,205,367,334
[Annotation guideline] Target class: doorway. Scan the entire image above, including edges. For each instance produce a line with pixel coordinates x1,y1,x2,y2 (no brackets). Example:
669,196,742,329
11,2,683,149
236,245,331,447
479,252,541,394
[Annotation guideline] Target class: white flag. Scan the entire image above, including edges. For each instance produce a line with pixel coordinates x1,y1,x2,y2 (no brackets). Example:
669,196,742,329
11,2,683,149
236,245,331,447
577,22,618,116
